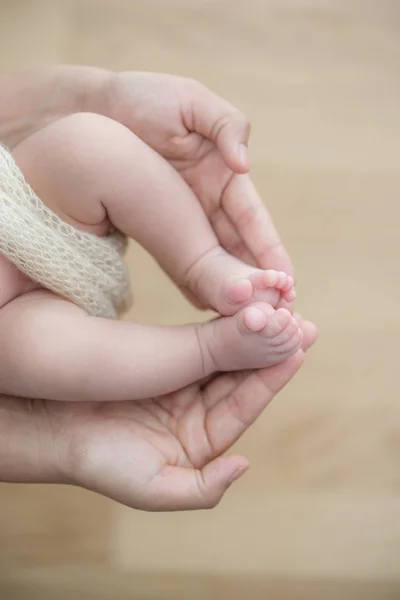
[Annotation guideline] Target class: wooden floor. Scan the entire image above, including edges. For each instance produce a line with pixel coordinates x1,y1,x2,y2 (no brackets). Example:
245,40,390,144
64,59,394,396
1,0,400,598
3,567,400,600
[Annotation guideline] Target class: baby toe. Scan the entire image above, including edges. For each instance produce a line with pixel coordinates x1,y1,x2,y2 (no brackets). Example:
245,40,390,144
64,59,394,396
224,278,253,304
260,307,292,338
275,327,303,355
242,305,268,333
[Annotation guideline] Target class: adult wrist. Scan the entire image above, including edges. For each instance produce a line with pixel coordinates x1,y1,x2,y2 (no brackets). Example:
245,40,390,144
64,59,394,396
0,396,67,485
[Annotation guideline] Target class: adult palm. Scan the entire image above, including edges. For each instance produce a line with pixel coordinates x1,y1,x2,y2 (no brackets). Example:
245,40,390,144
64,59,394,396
56,337,314,512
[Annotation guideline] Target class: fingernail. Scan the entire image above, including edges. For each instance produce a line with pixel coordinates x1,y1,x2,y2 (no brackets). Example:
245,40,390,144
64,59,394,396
228,465,248,484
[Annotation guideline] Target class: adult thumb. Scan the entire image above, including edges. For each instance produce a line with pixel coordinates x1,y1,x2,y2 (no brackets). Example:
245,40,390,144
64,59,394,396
183,80,251,173
146,455,249,511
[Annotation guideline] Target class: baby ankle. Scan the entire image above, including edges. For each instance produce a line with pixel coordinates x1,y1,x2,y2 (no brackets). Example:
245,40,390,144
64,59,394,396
195,321,218,376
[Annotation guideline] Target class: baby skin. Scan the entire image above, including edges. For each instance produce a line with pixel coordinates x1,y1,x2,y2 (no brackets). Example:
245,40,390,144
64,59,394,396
0,113,302,403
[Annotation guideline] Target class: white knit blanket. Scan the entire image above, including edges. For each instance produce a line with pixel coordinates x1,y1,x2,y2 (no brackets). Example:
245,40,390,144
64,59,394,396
0,144,132,318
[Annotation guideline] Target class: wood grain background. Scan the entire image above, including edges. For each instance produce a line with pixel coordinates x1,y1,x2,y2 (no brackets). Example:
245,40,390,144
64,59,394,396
1,1,400,597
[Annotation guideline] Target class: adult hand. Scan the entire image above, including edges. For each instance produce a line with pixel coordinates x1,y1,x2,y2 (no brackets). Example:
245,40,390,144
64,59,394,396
0,311,315,510
54,353,308,511
11,318,312,512
0,66,294,301
106,72,293,281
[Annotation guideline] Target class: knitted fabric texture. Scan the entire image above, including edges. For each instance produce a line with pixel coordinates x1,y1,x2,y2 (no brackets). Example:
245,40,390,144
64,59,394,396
0,143,132,318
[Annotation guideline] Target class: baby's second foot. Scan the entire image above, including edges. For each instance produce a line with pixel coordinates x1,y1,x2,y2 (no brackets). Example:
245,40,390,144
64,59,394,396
185,247,295,316
199,303,303,373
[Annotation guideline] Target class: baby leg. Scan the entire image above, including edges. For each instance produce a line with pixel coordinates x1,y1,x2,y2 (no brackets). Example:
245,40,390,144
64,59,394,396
13,113,294,316
0,292,301,402
0,291,209,402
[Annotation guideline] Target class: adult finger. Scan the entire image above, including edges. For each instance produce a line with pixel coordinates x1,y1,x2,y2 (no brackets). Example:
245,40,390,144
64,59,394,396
206,350,304,456
180,79,250,173
293,313,318,351
145,455,249,511
222,173,294,275
208,205,257,266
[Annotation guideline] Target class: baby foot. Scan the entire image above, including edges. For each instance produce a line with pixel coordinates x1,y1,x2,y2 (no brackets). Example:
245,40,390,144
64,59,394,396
185,247,295,316
200,303,303,373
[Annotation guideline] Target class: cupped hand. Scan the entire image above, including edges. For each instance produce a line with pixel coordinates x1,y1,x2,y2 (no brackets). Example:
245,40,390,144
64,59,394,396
106,72,293,281
49,318,316,511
